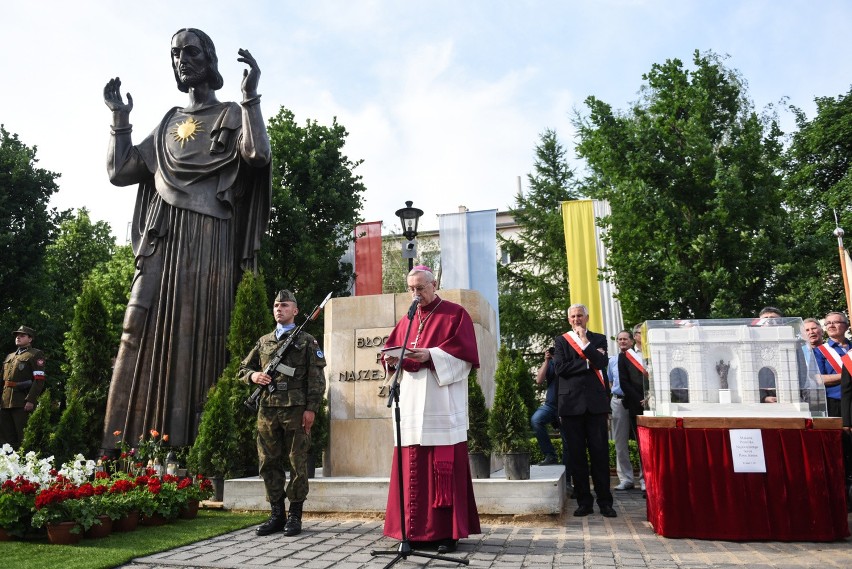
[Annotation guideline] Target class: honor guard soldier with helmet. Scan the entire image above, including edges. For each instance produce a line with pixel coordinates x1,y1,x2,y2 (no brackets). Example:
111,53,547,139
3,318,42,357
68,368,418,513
1,326,46,448
239,289,326,537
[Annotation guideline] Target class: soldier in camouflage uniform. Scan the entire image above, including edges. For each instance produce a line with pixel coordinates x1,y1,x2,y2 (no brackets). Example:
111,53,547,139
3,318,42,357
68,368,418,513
239,289,326,537
1,326,46,448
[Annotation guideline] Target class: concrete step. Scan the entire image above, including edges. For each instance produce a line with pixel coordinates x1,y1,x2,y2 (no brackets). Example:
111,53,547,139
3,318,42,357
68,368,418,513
224,464,567,515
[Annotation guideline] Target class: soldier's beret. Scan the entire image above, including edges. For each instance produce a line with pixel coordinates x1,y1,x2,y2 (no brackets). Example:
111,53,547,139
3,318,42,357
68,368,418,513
12,325,35,337
275,289,297,304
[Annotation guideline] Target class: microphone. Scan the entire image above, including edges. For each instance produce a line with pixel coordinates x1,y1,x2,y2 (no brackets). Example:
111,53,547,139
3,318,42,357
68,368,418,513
407,296,421,319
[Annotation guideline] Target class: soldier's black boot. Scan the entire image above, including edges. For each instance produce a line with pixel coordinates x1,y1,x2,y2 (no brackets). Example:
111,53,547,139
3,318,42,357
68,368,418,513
256,498,286,536
283,501,303,536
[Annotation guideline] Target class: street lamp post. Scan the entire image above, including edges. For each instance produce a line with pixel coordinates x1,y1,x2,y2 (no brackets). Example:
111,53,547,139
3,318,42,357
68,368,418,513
395,200,424,271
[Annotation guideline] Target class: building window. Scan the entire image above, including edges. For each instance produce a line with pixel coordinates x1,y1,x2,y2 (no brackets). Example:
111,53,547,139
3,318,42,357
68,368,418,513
500,241,524,265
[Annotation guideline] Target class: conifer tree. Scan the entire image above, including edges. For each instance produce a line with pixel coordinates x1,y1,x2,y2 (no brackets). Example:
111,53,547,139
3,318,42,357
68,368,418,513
225,270,274,477
498,129,578,354
20,388,56,455
513,350,539,422
188,377,236,478
60,282,112,457
466,369,491,454
48,392,89,466
488,346,532,454
191,270,273,477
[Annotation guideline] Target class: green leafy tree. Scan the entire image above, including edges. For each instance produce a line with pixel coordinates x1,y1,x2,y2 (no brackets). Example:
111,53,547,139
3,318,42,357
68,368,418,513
76,244,134,345
574,50,789,322
44,208,114,313
0,126,66,350
780,88,852,316
261,107,365,315
499,129,579,353
488,346,533,454
38,208,115,398
60,282,113,457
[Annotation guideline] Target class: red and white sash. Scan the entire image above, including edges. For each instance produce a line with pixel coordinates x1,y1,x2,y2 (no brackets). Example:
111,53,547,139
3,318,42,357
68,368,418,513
562,331,605,388
817,344,843,374
624,349,647,376
841,352,852,376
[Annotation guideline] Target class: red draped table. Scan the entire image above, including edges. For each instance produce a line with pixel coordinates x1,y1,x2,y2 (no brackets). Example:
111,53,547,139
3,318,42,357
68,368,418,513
637,416,850,541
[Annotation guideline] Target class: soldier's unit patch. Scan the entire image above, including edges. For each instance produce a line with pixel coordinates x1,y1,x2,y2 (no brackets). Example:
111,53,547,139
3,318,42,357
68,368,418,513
316,350,324,359
18,363,25,371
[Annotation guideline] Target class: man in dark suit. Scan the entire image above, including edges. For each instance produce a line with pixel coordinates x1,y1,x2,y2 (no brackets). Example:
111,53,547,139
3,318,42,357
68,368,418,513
554,304,615,518
618,323,649,497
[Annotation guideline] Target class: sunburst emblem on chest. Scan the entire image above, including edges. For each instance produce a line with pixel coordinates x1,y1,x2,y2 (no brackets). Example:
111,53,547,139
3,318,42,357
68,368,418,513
170,117,205,147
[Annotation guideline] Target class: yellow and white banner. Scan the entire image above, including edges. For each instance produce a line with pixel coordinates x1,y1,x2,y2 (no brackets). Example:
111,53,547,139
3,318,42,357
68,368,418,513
561,199,623,349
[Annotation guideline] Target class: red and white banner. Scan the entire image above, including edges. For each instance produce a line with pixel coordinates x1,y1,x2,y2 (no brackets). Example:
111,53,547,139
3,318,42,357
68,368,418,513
354,221,383,296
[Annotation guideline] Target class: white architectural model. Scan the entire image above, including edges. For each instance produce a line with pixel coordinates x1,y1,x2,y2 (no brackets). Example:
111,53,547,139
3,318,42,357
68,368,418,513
644,319,825,418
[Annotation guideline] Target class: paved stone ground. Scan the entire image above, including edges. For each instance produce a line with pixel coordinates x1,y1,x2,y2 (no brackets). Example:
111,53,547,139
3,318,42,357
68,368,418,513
122,487,852,569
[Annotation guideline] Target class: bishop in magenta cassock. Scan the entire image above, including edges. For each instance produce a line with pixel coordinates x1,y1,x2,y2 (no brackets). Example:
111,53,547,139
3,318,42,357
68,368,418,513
381,266,481,552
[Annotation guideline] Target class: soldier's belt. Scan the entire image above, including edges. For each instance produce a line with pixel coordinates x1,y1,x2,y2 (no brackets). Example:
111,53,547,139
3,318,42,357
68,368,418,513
4,381,16,388
5,380,32,390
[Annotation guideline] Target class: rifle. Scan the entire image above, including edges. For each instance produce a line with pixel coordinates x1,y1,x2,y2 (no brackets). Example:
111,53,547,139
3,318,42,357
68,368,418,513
243,291,333,412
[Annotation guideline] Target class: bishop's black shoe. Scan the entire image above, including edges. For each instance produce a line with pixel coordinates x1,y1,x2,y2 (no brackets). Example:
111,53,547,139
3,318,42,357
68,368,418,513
573,505,593,517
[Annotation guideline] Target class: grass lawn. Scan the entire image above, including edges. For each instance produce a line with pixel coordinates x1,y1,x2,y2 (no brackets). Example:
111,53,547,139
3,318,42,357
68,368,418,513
3,509,268,569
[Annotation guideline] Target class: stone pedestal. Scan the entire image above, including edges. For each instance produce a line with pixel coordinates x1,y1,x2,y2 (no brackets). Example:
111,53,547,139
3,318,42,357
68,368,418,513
323,290,497,476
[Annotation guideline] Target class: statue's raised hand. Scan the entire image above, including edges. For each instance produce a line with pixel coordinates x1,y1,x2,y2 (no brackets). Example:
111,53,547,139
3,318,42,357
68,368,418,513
104,77,133,115
237,48,261,98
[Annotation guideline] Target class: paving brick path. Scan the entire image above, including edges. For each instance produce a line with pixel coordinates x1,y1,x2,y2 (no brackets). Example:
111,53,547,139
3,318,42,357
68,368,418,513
123,486,851,568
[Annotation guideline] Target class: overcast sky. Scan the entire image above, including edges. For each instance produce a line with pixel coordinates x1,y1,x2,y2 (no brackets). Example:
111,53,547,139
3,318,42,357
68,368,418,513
3,1,851,239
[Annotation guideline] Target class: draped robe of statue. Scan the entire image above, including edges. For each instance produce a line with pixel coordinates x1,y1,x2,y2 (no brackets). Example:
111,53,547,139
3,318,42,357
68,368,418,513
102,101,270,449
382,295,481,542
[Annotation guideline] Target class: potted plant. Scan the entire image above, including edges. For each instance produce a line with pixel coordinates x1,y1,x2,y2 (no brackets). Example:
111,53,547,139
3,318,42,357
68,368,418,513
488,347,533,480
32,482,99,544
106,476,144,532
466,369,492,479
177,474,213,519
0,476,39,539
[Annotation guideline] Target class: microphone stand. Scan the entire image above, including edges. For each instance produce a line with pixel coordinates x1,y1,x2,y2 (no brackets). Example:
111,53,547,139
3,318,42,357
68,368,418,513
371,299,469,568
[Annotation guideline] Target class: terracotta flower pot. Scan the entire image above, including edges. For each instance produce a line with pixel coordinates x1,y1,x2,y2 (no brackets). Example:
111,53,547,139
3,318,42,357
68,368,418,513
140,512,169,526
113,510,139,532
180,499,199,520
46,521,82,545
85,515,113,539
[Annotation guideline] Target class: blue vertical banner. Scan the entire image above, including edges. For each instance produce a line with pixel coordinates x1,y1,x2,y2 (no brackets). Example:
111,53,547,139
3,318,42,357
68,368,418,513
438,209,499,344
